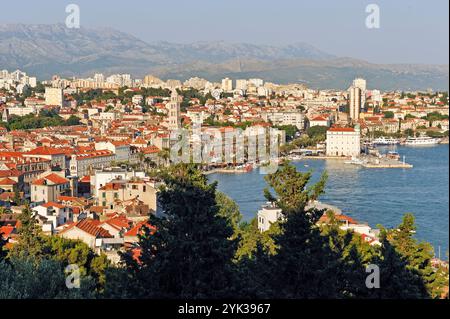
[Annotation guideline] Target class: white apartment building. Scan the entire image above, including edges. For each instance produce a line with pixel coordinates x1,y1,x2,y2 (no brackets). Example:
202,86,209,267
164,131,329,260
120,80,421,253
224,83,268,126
45,87,64,106
92,167,146,197
257,203,284,232
262,110,305,130
6,106,37,117
95,141,131,162
326,126,361,157
69,150,116,177
221,78,233,92
257,86,270,97
249,78,264,87
349,86,362,121
235,79,248,91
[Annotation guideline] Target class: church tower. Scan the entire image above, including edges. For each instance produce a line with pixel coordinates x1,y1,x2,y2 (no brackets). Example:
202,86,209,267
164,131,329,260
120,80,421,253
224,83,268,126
167,89,182,130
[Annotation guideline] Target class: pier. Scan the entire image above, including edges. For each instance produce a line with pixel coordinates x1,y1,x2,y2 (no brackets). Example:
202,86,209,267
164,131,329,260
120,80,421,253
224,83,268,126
361,162,413,169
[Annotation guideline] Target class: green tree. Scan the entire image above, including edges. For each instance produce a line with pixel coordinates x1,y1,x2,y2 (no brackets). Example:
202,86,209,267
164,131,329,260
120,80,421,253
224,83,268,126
386,214,447,298
0,258,95,299
368,234,428,299
306,125,328,140
383,111,395,119
65,115,81,126
259,164,352,298
8,206,45,260
215,191,242,232
275,125,298,141
120,164,239,298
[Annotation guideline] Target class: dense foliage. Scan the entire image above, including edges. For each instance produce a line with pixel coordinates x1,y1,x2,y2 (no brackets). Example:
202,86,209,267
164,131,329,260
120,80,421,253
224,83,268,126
2,111,81,131
1,206,109,298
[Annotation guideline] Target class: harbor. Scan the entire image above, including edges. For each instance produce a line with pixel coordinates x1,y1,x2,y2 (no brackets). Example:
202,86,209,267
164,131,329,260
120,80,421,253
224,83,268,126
208,144,449,254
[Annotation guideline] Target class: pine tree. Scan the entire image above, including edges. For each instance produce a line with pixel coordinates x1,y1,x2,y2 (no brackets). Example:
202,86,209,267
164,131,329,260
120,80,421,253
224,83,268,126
121,164,239,298
8,205,45,261
368,234,428,299
261,163,349,298
0,229,7,261
386,214,446,298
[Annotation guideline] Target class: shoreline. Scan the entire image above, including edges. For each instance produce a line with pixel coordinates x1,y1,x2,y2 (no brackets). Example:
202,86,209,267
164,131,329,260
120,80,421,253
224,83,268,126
203,144,447,175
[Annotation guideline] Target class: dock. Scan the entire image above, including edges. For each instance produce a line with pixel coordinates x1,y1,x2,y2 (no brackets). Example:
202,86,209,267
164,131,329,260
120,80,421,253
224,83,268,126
361,162,413,169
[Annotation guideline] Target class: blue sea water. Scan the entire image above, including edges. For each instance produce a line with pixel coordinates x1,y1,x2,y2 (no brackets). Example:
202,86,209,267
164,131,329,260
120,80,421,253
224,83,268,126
208,145,449,256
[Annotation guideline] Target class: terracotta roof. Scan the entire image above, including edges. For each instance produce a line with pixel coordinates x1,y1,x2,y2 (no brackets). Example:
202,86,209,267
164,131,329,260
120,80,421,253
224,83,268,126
0,170,22,178
311,116,328,121
0,225,15,239
102,215,131,230
32,173,69,186
328,127,355,132
80,175,91,183
141,145,160,154
60,219,113,238
57,195,79,202
41,202,66,209
0,191,23,201
26,146,67,156
89,206,106,214
124,221,155,237
0,177,17,185
319,214,358,225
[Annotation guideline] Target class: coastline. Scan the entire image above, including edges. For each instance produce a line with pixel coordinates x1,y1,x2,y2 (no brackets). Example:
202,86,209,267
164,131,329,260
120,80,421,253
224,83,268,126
208,144,449,254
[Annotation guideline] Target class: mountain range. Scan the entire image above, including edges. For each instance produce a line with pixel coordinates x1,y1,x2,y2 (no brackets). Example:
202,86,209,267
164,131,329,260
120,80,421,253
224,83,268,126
0,23,448,91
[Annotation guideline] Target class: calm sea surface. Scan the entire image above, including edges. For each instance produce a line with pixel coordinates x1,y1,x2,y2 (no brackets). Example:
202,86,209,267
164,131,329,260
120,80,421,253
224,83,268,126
208,145,449,255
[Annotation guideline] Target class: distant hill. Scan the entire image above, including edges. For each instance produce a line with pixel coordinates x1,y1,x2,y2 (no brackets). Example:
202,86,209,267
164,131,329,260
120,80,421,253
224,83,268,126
0,23,448,91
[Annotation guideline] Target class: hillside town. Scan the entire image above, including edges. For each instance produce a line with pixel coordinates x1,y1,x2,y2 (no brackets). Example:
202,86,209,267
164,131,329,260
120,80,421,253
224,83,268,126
1,69,449,262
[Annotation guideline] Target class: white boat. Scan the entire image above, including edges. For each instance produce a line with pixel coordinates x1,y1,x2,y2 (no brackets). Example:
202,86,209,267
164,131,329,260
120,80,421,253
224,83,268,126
404,136,441,146
288,154,303,161
372,137,400,145
344,157,365,165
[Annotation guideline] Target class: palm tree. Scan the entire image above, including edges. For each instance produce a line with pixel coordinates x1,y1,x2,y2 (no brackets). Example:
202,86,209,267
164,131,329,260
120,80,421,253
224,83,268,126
144,157,156,170
137,151,146,170
157,148,170,167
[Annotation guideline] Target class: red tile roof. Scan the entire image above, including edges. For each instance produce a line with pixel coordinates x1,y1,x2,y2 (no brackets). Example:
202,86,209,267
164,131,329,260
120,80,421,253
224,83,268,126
32,173,69,186
26,146,68,156
124,221,155,237
0,225,15,239
328,127,355,132
41,202,66,209
0,177,18,185
60,219,113,238
101,215,131,230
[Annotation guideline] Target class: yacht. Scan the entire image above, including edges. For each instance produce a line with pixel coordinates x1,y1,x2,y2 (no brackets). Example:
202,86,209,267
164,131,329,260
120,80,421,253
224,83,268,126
404,136,441,146
372,137,400,145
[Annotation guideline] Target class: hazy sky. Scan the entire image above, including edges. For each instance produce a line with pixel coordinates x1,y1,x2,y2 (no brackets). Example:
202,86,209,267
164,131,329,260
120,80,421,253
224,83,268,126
2,0,449,64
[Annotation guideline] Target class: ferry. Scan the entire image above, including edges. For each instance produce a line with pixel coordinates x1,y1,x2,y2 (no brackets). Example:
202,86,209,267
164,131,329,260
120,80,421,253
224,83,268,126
372,137,400,145
403,136,441,146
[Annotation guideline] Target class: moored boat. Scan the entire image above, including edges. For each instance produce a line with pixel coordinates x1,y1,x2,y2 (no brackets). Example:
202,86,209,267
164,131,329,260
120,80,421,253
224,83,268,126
403,136,441,146
372,137,400,145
